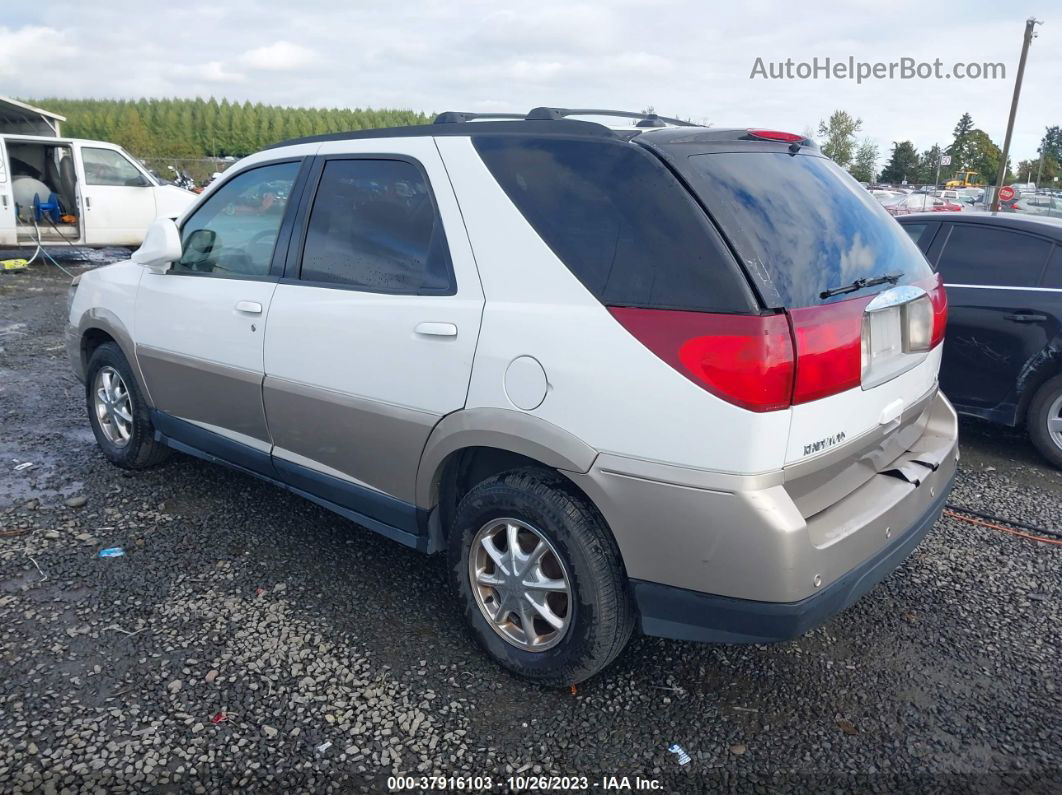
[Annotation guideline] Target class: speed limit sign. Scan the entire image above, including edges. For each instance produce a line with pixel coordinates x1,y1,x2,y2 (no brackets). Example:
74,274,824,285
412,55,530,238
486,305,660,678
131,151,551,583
940,155,952,166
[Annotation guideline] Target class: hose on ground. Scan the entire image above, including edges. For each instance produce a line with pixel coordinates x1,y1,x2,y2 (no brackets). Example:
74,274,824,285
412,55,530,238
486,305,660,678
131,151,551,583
944,503,1062,546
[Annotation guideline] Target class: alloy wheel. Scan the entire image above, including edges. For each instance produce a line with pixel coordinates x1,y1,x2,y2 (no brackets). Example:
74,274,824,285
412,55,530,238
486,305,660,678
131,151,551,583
93,366,133,447
1048,393,1062,451
469,518,572,652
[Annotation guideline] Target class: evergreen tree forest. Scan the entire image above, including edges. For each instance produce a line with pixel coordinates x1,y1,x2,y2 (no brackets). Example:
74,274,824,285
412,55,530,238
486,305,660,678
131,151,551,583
29,97,430,159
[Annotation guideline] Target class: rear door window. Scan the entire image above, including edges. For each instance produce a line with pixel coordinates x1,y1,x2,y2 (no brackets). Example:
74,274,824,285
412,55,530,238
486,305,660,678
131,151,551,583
936,225,1051,287
473,136,754,313
298,158,455,294
680,152,935,307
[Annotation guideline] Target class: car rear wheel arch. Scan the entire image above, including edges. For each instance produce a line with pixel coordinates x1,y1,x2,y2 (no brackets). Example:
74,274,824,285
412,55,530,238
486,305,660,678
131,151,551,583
1015,346,1062,427
433,446,609,547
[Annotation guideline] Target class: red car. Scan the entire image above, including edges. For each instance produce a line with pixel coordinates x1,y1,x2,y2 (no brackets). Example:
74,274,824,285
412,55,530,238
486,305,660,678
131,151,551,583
884,194,961,216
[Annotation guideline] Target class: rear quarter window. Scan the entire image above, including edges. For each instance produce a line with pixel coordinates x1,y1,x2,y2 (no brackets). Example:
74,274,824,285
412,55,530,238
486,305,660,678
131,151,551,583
472,136,754,313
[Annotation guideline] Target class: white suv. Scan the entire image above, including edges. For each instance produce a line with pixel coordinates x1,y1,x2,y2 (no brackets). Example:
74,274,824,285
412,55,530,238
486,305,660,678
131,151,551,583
67,109,958,684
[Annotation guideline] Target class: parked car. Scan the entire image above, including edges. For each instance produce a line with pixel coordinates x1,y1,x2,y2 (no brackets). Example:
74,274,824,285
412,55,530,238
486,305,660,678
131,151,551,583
67,110,957,683
999,191,1062,219
898,212,1062,467
881,194,912,216
0,133,195,253
903,193,963,213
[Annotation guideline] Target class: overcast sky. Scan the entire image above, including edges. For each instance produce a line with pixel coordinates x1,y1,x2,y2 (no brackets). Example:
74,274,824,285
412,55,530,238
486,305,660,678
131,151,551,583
2,1,1057,167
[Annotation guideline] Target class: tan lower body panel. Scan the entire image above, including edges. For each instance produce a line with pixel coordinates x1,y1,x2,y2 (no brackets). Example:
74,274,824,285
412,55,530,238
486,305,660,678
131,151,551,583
568,391,959,604
136,345,271,443
262,376,439,503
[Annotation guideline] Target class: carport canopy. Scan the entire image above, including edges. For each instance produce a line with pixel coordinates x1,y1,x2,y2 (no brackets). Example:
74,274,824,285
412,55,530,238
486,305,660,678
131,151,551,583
0,96,65,136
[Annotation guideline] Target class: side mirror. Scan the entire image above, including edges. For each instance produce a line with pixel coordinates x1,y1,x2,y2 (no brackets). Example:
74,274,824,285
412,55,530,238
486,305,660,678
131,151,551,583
132,218,182,272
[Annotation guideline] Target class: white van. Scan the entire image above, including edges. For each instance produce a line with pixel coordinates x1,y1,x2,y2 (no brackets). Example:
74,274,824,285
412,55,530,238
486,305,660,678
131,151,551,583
0,133,195,251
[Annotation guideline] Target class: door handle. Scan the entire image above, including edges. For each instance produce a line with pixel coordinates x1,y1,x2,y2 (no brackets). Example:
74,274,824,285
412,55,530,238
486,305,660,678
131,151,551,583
235,301,263,314
85,196,91,210
1003,312,1047,322
414,322,458,337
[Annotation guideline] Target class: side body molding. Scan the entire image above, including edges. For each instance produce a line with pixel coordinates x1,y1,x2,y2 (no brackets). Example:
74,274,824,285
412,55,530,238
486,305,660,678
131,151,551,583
415,408,599,509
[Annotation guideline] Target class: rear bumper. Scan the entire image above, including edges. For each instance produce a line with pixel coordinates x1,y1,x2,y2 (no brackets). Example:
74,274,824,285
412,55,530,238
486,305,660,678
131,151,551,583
566,390,959,636
631,468,953,643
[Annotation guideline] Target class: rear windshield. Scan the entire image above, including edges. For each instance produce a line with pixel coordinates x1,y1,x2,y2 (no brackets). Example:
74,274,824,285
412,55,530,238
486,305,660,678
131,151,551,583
684,152,934,307
473,136,755,313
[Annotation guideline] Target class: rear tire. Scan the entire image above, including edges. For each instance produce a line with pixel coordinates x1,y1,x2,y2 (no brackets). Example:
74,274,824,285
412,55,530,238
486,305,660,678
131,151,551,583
448,468,635,686
1028,374,1062,470
85,342,170,469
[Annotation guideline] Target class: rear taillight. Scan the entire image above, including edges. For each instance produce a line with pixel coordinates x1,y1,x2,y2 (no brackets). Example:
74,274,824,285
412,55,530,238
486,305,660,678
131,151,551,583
611,279,947,413
609,308,794,412
789,297,868,404
927,274,948,347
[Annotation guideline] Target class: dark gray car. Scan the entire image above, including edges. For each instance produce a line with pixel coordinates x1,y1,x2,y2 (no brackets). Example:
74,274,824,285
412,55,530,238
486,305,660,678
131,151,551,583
898,212,1062,467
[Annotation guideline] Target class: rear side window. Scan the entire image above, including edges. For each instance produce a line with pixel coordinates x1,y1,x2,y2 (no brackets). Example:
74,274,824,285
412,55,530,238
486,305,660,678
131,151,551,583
681,152,935,307
473,136,753,313
299,159,455,294
936,225,1051,287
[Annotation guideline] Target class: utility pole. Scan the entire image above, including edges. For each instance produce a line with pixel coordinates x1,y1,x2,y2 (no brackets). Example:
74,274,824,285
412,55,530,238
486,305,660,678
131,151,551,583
992,17,1042,211
1036,140,1046,186
934,145,942,188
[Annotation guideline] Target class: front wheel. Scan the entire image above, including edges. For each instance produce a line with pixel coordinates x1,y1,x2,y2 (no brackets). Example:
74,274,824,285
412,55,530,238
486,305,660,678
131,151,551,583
1028,374,1062,469
85,342,169,469
448,468,635,686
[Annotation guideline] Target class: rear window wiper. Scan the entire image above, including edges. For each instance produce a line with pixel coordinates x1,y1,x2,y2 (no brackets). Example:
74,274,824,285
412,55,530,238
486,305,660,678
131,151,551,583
819,272,903,300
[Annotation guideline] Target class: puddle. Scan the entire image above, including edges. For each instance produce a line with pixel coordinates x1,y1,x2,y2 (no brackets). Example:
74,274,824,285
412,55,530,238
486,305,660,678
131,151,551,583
0,448,85,508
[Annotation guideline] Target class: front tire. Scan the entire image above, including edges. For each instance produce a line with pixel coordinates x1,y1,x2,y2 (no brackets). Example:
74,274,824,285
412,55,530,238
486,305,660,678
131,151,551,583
1028,374,1062,469
85,342,169,469
448,468,634,685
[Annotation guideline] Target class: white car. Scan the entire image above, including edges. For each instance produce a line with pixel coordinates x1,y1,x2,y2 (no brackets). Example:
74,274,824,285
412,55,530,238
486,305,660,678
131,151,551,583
0,133,195,251
66,109,958,683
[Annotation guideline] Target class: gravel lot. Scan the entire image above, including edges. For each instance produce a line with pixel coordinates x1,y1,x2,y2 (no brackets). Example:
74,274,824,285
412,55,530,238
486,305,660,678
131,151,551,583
1,258,1060,793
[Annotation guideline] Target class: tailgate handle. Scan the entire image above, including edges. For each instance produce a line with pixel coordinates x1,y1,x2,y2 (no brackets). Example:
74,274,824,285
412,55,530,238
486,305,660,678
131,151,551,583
1004,312,1047,322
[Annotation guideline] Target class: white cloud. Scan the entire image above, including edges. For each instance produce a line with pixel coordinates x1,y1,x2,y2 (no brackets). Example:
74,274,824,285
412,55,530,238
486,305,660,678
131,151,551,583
199,61,246,83
1,2,1057,162
240,41,316,71
0,25,79,77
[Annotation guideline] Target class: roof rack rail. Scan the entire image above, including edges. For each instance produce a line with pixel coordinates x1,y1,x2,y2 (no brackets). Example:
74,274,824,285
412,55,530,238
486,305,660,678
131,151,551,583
433,111,527,124
524,107,700,127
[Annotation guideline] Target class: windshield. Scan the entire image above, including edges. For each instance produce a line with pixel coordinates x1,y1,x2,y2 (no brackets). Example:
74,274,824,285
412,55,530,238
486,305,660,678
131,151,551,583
683,152,934,307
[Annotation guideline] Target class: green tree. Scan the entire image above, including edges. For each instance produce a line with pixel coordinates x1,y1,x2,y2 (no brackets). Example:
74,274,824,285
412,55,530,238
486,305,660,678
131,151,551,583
964,129,1008,185
1042,126,1062,162
850,138,879,182
917,144,943,185
817,110,862,168
946,112,976,169
879,141,920,184
111,107,155,157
